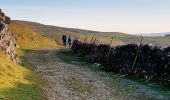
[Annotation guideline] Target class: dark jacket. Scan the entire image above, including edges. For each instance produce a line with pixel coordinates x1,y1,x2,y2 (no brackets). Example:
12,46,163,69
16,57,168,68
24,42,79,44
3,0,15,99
62,35,67,41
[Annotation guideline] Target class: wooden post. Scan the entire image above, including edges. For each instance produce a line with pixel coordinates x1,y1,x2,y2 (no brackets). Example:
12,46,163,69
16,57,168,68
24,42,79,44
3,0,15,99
90,35,94,44
80,35,87,54
90,38,97,63
78,35,80,40
93,38,97,44
131,35,143,74
84,34,87,42
106,37,114,64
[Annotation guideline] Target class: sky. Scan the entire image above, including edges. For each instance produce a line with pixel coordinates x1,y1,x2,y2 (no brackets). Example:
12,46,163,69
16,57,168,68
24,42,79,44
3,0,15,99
0,0,170,34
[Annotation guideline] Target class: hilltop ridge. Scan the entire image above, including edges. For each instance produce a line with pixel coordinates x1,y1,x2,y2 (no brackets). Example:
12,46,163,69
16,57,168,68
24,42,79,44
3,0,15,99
13,20,131,38
13,20,170,46
13,20,126,45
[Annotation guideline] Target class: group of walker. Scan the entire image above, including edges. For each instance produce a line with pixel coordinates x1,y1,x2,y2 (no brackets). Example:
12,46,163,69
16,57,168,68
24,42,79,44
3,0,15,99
62,34,72,47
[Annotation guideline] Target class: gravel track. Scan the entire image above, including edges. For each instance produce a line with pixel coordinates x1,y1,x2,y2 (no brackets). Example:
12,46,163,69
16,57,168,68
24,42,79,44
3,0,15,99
26,49,169,100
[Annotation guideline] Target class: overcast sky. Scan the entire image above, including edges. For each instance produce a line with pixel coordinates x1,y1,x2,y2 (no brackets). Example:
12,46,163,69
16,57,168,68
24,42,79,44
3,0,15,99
1,0,170,34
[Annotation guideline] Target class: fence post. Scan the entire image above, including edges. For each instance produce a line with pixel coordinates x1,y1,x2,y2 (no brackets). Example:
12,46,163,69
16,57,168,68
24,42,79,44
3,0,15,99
90,38,97,63
106,37,114,64
93,38,97,44
90,35,94,44
78,35,91,55
84,34,87,42
131,35,143,74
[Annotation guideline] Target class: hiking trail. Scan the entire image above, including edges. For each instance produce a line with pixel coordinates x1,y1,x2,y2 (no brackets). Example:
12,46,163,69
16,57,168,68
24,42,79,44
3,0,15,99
26,48,169,100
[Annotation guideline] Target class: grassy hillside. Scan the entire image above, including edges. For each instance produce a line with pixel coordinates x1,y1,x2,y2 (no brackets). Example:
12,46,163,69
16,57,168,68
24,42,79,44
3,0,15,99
13,20,131,38
119,36,170,46
0,21,61,99
13,20,126,45
9,21,60,49
0,52,29,92
13,20,170,46
0,50,44,100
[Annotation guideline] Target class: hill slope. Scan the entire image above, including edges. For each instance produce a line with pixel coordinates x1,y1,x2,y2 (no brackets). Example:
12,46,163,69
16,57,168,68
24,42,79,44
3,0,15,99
0,18,60,99
0,51,45,100
139,32,170,36
13,20,127,45
9,21,59,49
13,20,131,38
13,20,170,46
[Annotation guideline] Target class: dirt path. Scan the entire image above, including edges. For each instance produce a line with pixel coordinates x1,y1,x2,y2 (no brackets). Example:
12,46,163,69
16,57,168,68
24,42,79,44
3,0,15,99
27,49,169,100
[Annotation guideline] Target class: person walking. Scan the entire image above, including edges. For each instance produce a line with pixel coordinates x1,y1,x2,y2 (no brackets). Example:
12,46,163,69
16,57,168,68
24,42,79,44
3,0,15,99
68,35,72,48
62,34,67,46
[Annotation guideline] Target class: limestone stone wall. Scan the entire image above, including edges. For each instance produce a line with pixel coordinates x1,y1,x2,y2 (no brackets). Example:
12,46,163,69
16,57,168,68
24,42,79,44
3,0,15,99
0,9,20,63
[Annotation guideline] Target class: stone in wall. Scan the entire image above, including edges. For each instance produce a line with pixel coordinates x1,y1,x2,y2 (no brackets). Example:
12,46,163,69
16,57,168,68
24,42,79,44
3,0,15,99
0,9,20,63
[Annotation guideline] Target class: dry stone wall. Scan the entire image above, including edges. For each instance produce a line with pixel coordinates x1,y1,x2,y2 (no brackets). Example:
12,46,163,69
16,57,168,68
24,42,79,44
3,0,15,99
0,9,20,63
71,40,170,85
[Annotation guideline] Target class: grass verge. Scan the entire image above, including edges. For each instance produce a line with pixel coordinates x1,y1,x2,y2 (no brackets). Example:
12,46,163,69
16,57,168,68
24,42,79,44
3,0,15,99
0,49,45,100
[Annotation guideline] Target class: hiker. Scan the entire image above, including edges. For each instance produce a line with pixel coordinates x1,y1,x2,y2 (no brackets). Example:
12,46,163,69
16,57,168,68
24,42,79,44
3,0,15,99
62,34,67,46
68,35,72,47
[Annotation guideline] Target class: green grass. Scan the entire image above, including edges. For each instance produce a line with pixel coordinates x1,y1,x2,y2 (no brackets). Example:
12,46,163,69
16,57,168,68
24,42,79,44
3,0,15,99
56,49,90,67
56,49,170,98
1,84,40,100
16,49,45,100
0,49,45,100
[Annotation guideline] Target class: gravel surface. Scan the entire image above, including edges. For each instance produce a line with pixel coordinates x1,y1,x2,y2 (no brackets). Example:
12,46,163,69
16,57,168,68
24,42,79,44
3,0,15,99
27,49,169,100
